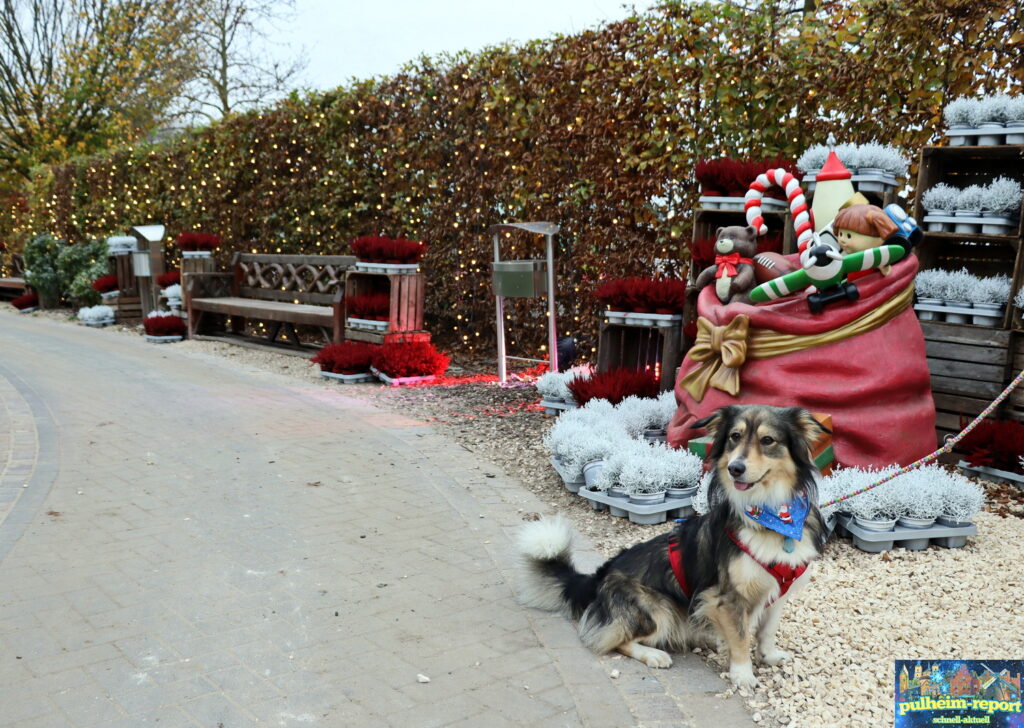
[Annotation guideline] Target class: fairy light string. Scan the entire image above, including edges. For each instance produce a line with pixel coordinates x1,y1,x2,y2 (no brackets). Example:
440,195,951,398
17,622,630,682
820,368,1024,508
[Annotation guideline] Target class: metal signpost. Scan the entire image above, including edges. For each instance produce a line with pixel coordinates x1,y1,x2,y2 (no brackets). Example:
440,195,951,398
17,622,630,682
488,222,560,382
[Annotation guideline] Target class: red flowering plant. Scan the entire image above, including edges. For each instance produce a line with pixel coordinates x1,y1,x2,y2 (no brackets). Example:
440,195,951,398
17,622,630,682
594,278,686,314
958,417,1024,473
11,291,38,310
686,236,718,271
695,156,802,198
644,280,686,314
566,368,660,405
143,313,186,337
346,292,390,321
311,342,376,375
371,342,449,378
176,232,222,252
156,271,181,287
90,274,119,293
351,235,427,264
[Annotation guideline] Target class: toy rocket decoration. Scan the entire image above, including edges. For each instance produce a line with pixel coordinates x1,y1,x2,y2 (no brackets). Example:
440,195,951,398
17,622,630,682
749,242,907,312
810,151,855,235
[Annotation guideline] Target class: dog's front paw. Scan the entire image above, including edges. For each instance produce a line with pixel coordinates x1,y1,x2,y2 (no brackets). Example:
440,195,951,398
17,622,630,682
641,648,673,669
758,648,792,666
728,663,758,689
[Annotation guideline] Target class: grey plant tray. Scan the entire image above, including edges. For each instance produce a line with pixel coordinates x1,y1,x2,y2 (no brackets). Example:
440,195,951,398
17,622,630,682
320,371,375,384
144,335,183,343
958,461,1024,486
836,514,975,553
578,488,696,525
945,126,1024,146
347,317,388,332
922,214,1018,235
370,367,435,387
540,398,576,416
82,319,115,327
913,303,976,318
354,261,420,275
17,307,38,314
605,311,682,327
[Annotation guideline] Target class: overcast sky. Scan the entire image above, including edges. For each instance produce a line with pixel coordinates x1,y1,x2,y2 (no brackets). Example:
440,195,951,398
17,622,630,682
272,0,640,91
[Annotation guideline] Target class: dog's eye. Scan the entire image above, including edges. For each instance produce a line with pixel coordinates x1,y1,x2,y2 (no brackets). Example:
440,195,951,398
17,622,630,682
760,436,775,446
730,431,742,442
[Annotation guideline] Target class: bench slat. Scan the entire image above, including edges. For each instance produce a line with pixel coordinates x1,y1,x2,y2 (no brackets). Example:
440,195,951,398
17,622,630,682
191,297,334,326
238,253,356,266
237,286,337,305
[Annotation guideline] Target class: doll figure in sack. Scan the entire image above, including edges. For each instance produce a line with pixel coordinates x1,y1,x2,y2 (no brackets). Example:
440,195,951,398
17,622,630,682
693,225,759,304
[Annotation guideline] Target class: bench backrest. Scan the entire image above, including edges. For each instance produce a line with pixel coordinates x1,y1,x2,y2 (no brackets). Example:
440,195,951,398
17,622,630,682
234,253,357,305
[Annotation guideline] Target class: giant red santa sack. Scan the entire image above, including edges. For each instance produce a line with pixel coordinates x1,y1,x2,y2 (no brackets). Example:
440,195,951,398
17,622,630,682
667,254,936,467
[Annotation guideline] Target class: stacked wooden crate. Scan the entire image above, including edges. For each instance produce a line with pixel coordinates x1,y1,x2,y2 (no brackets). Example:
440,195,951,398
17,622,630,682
343,270,429,345
913,145,1024,442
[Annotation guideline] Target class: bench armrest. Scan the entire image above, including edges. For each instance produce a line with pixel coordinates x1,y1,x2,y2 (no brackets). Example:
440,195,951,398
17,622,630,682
184,272,233,299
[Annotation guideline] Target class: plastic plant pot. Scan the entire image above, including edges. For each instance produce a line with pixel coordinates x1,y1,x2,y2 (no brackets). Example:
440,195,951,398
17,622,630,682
976,122,1005,146
643,428,668,443
853,516,897,532
897,515,937,529
972,303,1004,326
550,455,584,493
582,460,604,488
628,491,666,506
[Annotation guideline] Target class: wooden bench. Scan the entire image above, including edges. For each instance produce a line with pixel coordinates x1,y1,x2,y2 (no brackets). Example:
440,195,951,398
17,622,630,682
185,253,357,348
0,253,26,301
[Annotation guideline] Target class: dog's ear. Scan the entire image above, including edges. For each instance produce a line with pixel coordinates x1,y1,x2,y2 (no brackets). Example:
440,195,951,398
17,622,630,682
693,406,735,438
785,408,830,454
694,406,739,459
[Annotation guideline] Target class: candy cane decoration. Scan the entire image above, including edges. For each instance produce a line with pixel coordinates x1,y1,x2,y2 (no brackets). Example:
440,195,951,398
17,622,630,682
745,169,815,252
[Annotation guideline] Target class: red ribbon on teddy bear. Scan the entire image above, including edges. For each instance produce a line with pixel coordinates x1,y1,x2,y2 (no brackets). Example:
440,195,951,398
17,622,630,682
714,252,753,278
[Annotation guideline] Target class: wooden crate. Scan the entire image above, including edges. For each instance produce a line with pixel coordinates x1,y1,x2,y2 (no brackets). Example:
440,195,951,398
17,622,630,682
922,321,1012,443
344,271,426,337
914,145,1024,330
108,254,142,321
596,322,682,392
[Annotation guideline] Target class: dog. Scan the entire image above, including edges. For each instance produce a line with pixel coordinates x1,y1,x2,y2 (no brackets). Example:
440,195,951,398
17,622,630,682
517,404,829,688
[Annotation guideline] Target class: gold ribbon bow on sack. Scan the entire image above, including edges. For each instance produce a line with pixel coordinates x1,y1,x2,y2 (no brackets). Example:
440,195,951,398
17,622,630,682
680,314,750,401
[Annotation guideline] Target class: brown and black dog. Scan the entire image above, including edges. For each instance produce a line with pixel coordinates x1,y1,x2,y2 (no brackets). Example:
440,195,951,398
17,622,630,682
517,405,830,687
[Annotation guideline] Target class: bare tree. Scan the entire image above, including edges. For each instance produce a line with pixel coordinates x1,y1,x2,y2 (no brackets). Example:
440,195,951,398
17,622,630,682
178,0,307,122
0,0,194,178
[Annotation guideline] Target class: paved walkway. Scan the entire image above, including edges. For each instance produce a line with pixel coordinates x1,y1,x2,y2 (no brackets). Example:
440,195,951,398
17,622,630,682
0,313,755,727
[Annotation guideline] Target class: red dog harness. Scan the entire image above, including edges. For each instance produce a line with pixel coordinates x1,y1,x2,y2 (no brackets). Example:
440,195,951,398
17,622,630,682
668,531,808,606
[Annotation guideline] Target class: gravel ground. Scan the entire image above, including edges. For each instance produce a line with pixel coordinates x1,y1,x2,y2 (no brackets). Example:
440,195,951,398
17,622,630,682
8,306,1024,727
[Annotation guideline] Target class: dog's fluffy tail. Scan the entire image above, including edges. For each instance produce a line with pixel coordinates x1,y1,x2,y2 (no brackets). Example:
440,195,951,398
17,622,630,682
516,516,596,619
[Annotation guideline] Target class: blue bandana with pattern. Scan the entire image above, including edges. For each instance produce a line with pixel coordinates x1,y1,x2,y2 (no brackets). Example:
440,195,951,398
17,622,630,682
742,495,809,541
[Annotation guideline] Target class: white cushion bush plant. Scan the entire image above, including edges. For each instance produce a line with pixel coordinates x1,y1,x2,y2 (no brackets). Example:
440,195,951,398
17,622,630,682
77,304,115,322
921,183,959,213
982,176,1023,215
942,97,976,127
956,184,986,211
536,367,592,401
819,465,985,523
796,142,907,176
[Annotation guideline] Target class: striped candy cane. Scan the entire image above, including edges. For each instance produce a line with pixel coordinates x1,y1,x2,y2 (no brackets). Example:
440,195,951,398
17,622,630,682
745,169,815,251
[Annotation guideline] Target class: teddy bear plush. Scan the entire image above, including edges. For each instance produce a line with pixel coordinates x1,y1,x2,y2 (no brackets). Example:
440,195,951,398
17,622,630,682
692,225,759,305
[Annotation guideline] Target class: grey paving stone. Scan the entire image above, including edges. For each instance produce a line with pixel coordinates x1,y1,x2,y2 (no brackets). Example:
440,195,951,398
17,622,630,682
0,316,757,728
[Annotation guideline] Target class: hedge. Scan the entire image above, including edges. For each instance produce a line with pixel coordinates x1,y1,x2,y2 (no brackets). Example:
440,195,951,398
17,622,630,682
6,0,1021,355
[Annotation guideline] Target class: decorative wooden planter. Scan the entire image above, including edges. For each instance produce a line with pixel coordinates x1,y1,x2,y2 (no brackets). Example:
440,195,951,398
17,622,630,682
344,270,427,345
596,321,682,393
108,253,141,322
